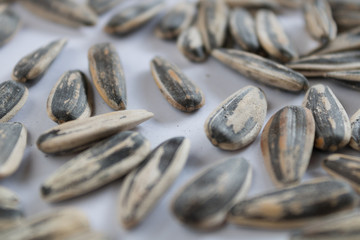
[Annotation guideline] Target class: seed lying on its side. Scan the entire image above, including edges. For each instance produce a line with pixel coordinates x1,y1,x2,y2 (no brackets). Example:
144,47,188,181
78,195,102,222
0,80,28,123
261,106,315,187
87,0,122,15
150,56,205,112
333,9,360,31
12,38,67,83
228,178,358,229
0,208,90,239
0,186,24,230
212,48,309,92
64,231,109,240
205,86,267,151
328,0,360,12
36,109,154,155
177,26,208,62
118,137,190,229
172,157,252,230
350,109,360,151
276,0,304,8
325,70,360,82
104,0,165,35
88,43,126,110
224,0,280,9
21,0,97,27
0,4,21,47
302,84,351,152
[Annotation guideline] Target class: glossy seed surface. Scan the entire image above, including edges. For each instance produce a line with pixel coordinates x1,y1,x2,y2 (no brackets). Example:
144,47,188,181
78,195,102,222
150,56,205,112
88,0,122,15
0,186,23,230
172,157,252,230
119,137,190,229
350,109,360,151
177,26,208,62
0,4,21,47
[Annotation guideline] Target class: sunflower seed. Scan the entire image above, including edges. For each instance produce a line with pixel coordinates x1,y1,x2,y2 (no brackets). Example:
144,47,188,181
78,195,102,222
177,26,208,62
36,109,153,155
328,0,360,11
197,0,228,53
325,70,360,82
350,109,360,151
204,86,267,151
172,157,252,230
154,2,196,40
333,10,360,31
87,0,122,15
12,38,67,83
64,231,109,240
104,0,165,35
150,56,205,112
0,4,21,47
47,70,93,124
0,208,90,239
119,137,190,229
21,0,97,27
0,186,23,230
261,106,315,187
0,80,28,123
225,0,280,9
228,178,358,229
276,0,303,8
302,84,351,152
88,43,126,110
212,49,309,92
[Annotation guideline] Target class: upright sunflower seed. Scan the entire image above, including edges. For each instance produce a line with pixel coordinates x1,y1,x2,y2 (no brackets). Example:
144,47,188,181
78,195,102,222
104,0,165,35
0,4,21,47
0,186,24,230
205,86,267,151
261,106,315,187
87,0,122,15
177,26,208,62
228,178,358,229
150,56,205,112
12,38,67,83
172,157,252,230
302,84,351,152
37,109,153,155
88,43,126,111
350,109,360,151
118,137,190,229
212,48,309,92
47,70,93,124
0,80,28,123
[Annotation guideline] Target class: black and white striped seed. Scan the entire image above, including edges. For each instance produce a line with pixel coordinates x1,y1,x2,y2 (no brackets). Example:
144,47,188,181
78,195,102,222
225,0,280,9
177,26,208,62
0,186,23,230
350,109,360,151
0,4,21,47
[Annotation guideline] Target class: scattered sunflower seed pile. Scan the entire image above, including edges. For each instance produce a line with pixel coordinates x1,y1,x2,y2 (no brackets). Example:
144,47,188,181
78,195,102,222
1,0,360,239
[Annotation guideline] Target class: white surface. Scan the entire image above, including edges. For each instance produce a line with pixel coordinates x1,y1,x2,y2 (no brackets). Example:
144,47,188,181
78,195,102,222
1,1,360,240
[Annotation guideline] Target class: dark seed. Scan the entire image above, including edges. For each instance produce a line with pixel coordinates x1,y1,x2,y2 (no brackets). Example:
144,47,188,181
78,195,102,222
0,4,21,47
177,26,208,62
0,186,24,230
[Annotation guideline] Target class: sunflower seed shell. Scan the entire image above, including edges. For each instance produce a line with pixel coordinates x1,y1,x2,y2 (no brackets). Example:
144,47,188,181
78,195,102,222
0,186,23,230
328,0,360,11
0,4,21,47
350,109,360,151
88,0,122,15
64,231,109,240
177,26,208,62
325,70,360,82
333,10,360,31
225,0,280,9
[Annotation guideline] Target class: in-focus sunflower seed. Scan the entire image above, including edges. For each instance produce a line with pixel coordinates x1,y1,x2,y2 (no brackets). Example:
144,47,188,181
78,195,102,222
0,186,23,230
261,106,315,187
172,157,252,230
37,109,153,155
47,70,93,124
119,137,190,229
88,0,122,15
204,86,267,151
65,231,109,240
104,0,165,35
150,56,205,112
302,84,351,152
228,178,358,229
42,131,150,202
212,48,309,92
0,4,21,47
350,109,360,151
12,38,67,83
88,43,126,110
0,80,28,123
177,26,208,62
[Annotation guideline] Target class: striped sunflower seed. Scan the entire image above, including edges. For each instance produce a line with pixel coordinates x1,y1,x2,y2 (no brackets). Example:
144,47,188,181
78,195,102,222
104,0,165,35
333,10,360,31
177,26,208,62
0,4,21,47
261,106,315,187
36,109,153,155
350,109,360,151
228,178,358,229
275,0,303,8
302,84,351,152
0,186,23,230
171,157,252,230
21,0,97,27
12,38,67,83
87,0,122,15
118,137,190,229
88,43,126,110
324,70,360,82
42,131,150,203
0,80,28,123
65,231,109,240
328,0,360,11
205,86,267,151
150,56,205,112
225,0,280,9
47,70,93,124
212,48,309,92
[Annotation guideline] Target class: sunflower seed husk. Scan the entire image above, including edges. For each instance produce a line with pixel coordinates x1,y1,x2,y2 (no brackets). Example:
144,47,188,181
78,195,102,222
47,70,93,124
150,56,205,112
229,8,259,52
87,0,122,15
333,10,360,31
204,86,267,151
36,109,153,155
261,106,315,187
119,137,190,229
88,43,126,111
177,26,208,62
64,231,109,240
228,178,359,229
104,0,165,36
12,38,67,83
197,0,228,53
276,0,303,8
328,0,360,11
302,84,351,152
0,186,24,230
0,80,28,123
212,48,309,92
0,4,21,47
225,0,280,9
172,157,252,230
350,109,360,151
325,70,360,82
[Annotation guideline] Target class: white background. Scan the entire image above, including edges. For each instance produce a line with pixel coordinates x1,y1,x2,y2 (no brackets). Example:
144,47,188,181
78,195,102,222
1,0,360,239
